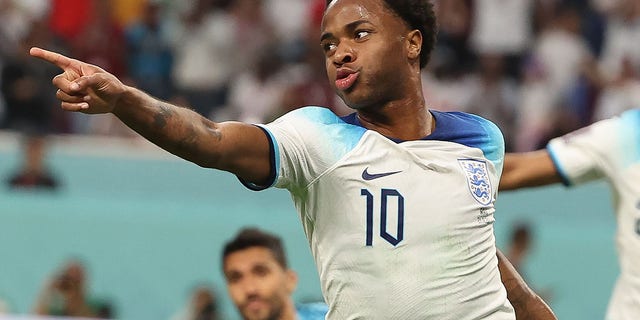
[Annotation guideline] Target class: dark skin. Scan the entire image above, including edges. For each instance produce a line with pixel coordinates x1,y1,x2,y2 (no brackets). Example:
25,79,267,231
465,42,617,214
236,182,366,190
500,151,563,191
498,250,556,320
321,0,433,140
31,0,554,318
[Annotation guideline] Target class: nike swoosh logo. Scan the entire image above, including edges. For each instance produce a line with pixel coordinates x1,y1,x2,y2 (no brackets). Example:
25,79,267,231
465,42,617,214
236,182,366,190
362,167,402,181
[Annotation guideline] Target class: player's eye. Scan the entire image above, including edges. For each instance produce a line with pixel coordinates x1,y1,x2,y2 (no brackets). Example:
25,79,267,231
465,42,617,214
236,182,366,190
322,41,337,53
355,30,371,40
226,273,242,283
253,265,270,277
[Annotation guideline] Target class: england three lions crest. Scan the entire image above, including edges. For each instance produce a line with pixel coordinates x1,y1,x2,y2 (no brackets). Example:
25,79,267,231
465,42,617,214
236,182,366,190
458,159,492,205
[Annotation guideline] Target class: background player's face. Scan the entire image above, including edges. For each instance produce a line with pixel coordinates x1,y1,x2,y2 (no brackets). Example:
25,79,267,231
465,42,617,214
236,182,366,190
321,0,416,110
224,247,297,320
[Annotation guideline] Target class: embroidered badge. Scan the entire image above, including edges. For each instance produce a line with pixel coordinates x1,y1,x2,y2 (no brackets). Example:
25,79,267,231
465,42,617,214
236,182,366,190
458,159,492,205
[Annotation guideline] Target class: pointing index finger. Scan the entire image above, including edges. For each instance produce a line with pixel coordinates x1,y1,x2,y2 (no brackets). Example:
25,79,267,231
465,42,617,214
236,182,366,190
29,47,74,70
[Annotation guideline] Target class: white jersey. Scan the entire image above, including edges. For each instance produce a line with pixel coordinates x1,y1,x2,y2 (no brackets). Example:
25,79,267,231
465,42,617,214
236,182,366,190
244,107,514,320
547,109,640,320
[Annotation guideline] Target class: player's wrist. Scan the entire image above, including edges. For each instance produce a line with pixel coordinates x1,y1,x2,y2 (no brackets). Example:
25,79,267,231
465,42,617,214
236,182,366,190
111,85,140,115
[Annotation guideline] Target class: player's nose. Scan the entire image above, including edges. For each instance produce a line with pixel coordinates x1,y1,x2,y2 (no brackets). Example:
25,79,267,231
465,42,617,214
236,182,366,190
333,43,356,66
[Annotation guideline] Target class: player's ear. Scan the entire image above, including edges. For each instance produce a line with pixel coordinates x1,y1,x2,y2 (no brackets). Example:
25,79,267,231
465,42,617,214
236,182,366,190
406,29,422,61
285,269,298,293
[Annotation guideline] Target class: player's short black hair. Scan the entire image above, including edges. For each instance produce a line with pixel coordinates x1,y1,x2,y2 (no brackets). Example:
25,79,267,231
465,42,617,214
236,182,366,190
222,227,288,269
325,0,438,69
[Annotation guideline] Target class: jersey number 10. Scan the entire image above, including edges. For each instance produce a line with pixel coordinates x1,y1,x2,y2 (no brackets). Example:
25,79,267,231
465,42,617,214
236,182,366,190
361,188,405,246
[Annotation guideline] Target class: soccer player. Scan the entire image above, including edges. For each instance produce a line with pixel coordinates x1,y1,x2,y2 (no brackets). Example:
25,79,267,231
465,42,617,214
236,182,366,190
31,0,554,318
500,108,640,320
222,228,328,320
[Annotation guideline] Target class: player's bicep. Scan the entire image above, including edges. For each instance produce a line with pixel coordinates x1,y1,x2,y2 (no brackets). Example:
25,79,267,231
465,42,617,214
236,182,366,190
214,122,274,186
500,151,562,190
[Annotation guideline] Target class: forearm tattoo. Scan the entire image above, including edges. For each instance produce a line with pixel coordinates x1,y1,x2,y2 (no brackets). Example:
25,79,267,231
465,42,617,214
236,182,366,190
152,104,174,129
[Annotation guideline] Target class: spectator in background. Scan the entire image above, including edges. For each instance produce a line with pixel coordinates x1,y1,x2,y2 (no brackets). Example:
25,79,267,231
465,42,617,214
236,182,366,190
171,284,220,320
70,0,126,78
48,0,92,45
421,0,476,112
168,0,235,117
125,0,174,101
69,0,129,136
222,228,327,320
470,0,534,80
279,0,350,118
223,44,289,124
505,223,533,275
225,0,275,76
111,0,147,29
170,0,274,119
1,13,61,189
0,0,47,59
597,0,640,84
516,2,593,151
592,57,640,121
32,259,113,318
503,222,554,308
433,0,474,77
279,42,350,117
264,0,309,49
582,0,640,121
465,53,520,151
281,0,350,116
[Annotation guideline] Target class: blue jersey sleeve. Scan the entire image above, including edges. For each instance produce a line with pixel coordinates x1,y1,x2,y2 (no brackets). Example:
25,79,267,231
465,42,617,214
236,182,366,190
296,302,329,320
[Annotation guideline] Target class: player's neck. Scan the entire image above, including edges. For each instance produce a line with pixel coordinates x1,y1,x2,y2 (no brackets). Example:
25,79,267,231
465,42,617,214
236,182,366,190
356,100,434,141
280,298,299,320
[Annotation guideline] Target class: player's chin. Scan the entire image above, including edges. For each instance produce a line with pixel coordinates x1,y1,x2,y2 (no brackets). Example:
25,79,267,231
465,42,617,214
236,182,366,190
337,91,366,110
341,95,375,111
241,310,270,320
240,304,271,320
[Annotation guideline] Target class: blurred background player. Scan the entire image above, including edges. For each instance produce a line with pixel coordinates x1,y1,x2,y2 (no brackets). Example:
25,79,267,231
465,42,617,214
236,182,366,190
32,259,114,318
506,223,534,274
500,108,640,320
170,284,220,320
222,228,327,320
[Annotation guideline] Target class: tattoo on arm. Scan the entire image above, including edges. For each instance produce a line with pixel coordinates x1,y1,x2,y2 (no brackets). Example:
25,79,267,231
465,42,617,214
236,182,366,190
153,104,174,129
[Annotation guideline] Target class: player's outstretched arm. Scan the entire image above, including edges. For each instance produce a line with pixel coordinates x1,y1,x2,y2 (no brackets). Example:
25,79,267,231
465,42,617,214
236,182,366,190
497,250,556,320
30,47,272,184
499,151,562,191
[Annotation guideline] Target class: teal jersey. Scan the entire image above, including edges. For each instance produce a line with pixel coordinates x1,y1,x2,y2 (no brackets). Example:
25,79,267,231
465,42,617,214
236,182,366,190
296,302,328,320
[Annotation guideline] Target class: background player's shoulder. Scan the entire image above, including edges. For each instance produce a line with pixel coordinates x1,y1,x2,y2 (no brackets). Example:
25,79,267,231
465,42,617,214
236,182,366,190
296,302,329,320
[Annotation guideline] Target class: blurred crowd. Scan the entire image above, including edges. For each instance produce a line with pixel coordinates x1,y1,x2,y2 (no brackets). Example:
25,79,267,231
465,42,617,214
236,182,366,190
0,256,221,319
1,0,640,151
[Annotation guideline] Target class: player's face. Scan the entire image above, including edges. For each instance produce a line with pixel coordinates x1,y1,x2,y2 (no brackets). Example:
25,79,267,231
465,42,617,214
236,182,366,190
321,0,415,109
224,247,296,320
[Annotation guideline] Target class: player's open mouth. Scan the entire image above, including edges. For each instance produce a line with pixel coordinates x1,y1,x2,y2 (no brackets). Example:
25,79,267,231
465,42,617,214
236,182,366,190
335,70,359,91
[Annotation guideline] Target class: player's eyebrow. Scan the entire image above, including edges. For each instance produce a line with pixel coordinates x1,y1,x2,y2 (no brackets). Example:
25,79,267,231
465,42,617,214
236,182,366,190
320,19,372,42
320,31,334,43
